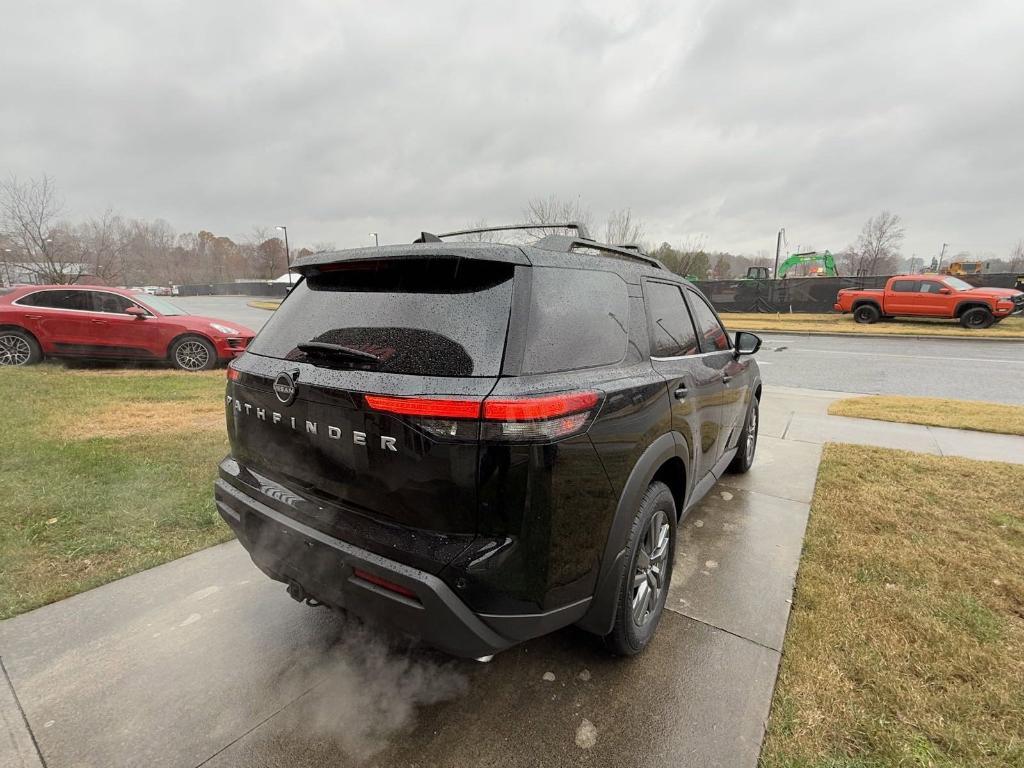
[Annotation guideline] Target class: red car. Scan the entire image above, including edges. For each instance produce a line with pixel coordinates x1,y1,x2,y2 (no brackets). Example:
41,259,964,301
0,285,255,370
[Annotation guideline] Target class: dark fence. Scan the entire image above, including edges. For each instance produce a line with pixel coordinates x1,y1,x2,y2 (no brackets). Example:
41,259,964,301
175,281,291,298
693,272,1021,313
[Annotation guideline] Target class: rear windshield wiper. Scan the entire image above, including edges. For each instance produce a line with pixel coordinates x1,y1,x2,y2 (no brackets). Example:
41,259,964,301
296,341,383,364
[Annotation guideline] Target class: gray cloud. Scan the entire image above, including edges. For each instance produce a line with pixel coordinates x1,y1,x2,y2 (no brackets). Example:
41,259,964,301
2,0,1022,259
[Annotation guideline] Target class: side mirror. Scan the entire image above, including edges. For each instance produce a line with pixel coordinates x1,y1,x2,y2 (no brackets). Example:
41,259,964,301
939,287,951,294
734,331,761,357
125,306,148,319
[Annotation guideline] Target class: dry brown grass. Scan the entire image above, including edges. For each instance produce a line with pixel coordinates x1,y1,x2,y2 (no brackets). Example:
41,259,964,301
723,312,1024,338
63,399,225,439
829,395,1024,437
761,445,1024,767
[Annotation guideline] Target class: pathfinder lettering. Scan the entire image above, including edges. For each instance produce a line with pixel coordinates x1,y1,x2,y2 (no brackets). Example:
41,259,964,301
226,395,398,451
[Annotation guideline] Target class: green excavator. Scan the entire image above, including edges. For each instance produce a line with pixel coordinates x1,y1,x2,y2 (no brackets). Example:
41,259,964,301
745,251,839,280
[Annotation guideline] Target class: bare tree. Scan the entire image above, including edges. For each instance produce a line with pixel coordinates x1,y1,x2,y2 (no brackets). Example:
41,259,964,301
604,208,645,246
653,235,711,279
0,174,83,283
72,210,128,284
844,211,905,276
523,195,594,239
453,218,504,243
1009,240,1024,271
243,226,286,279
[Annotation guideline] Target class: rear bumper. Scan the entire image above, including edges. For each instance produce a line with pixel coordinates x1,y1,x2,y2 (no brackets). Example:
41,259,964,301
214,474,589,658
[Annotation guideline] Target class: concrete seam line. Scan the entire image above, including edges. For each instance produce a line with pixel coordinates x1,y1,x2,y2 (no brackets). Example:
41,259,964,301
780,411,795,440
192,681,323,767
663,607,785,655
0,656,46,768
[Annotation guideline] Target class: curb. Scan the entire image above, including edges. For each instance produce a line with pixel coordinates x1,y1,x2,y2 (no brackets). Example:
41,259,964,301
732,329,1024,343
246,301,281,311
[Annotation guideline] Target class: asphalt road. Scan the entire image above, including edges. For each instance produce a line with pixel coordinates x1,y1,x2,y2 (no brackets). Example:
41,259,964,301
169,295,274,333
169,296,1024,404
752,333,1024,405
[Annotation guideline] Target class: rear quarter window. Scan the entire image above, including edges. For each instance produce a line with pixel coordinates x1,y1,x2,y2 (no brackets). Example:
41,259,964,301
521,267,628,374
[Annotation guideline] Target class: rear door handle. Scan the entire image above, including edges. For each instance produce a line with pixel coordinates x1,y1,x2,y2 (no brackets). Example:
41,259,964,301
673,385,688,400
25,314,43,320
722,374,732,384
91,319,108,325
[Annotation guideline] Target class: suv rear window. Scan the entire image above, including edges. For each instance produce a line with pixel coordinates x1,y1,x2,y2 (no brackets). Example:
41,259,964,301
247,258,514,377
521,267,628,374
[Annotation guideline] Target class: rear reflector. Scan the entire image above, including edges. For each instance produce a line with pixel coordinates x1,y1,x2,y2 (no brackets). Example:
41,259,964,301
483,392,599,421
364,394,482,419
352,568,418,599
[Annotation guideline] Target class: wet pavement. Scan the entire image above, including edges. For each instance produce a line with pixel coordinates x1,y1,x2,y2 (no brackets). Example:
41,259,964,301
4,386,1017,767
752,332,1024,405
0,391,820,768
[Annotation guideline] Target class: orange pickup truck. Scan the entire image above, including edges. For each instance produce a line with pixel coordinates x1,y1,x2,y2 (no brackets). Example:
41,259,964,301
834,275,1024,329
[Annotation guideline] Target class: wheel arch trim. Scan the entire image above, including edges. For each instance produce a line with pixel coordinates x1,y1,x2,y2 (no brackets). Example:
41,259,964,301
576,432,687,635
166,331,217,360
954,301,993,317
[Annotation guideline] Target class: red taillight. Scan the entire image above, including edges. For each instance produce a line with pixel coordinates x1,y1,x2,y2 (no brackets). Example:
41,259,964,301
352,568,418,600
364,394,482,419
364,389,603,443
226,366,240,381
483,392,599,421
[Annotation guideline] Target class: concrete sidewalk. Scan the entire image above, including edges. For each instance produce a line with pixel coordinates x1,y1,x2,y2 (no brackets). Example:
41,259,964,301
763,385,1024,464
1,385,1017,768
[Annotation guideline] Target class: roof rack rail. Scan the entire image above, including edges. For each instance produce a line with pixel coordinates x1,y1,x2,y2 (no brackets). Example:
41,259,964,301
414,222,592,242
411,223,664,270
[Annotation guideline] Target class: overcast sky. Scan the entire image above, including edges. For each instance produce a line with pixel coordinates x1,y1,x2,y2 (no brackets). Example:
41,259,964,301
2,0,1022,260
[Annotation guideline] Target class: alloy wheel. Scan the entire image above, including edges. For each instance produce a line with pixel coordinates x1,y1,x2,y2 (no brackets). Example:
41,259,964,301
0,334,31,366
175,340,210,370
631,510,670,626
746,402,758,463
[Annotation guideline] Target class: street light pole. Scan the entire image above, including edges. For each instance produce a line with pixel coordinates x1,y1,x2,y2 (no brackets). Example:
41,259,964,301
773,227,785,278
369,232,379,247
276,226,292,285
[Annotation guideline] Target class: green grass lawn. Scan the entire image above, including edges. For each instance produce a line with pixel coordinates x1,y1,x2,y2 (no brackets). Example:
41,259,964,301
0,365,232,619
761,445,1024,767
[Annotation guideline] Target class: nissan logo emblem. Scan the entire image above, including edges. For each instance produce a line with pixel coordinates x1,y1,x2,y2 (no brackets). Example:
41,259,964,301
273,371,298,405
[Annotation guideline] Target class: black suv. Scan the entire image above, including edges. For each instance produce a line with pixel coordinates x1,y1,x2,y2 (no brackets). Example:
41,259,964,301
215,227,762,658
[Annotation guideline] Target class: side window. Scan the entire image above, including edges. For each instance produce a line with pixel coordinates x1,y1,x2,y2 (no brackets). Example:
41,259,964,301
521,267,629,374
891,280,917,292
919,281,945,294
645,281,699,357
92,292,139,314
687,291,731,352
20,290,92,310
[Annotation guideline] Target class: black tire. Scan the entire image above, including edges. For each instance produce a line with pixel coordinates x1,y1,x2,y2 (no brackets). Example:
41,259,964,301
169,335,217,371
727,395,759,474
959,307,994,329
853,304,881,324
603,481,676,656
0,328,43,367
